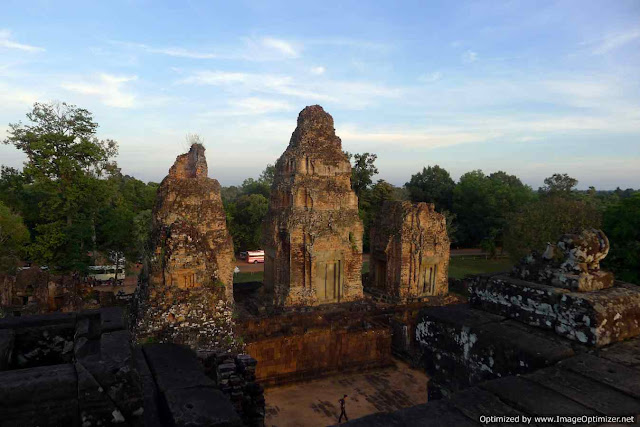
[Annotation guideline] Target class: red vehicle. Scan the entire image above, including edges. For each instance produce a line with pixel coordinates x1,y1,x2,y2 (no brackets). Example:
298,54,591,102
246,250,265,264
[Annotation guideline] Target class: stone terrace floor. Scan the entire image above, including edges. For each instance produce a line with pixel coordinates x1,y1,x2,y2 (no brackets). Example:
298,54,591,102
264,359,428,427
340,337,640,426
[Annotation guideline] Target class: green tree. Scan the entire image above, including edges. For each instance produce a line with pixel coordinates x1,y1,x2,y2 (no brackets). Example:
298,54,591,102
453,170,534,248
0,166,44,232
221,186,241,205
228,194,269,251
132,210,153,260
0,202,30,274
96,204,135,279
259,164,276,187
3,102,118,271
241,178,270,198
602,193,640,284
539,173,578,196
404,165,455,211
346,152,379,201
504,196,602,262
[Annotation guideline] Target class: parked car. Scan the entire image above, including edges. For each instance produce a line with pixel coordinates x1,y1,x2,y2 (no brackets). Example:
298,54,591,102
246,250,265,264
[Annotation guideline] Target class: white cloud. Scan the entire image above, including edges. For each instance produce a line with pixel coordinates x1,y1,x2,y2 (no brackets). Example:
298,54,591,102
147,47,217,59
61,73,138,108
462,50,478,63
181,71,250,85
230,97,294,114
589,29,640,54
110,41,217,59
310,66,326,75
0,83,41,107
200,97,294,117
339,107,640,151
114,36,299,61
241,37,301,61
0,29,44,52
341,126,498,149
179,71,333,101
418,72,442,83
260,37,299,58
178,70,403,109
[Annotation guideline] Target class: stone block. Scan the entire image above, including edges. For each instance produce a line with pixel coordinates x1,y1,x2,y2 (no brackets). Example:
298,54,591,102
449,387,533,427
133,347,162,427
0,364,79,427
81,330,143,420
162,386,243,427
597,338,640,369
336,399,476,427
480,376,599,424
143,343,215,392
76,361,123,426
526,366,640,416
100,306,126,333
415,304,574,391
557,353,640,399
0,312,76,330
0,329,14,370
469,274,640,346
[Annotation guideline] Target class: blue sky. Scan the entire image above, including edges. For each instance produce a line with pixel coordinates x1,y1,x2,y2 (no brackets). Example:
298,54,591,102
1,0,639,189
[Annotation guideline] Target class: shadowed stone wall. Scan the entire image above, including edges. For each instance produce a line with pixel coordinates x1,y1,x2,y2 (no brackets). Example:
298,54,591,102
238,309,392,386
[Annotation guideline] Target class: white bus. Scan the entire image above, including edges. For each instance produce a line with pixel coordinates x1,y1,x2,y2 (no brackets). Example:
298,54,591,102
88,265,126,284
246,250,265,264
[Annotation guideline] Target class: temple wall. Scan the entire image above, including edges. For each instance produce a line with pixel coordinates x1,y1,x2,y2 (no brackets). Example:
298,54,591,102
239,313,392,386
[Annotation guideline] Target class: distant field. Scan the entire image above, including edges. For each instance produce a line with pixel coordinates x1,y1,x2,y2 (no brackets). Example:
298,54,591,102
234,271,264,283
448,257,513,279
233,257,513,284
361,257,513,279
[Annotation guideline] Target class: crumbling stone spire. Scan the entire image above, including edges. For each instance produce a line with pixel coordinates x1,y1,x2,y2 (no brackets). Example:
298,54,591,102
168,143,208,179
133,144,239,351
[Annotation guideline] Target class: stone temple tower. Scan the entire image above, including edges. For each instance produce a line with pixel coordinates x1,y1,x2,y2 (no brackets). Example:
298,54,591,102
263,105,364,307
149,143,235,302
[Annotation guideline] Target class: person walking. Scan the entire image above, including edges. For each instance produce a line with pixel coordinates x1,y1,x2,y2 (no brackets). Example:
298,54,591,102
338,394,348,423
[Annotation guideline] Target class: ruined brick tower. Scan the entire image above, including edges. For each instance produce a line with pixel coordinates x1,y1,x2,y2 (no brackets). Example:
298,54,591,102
368,201,450,302
149,143,235,301
132,143,239,350
263,105,364,307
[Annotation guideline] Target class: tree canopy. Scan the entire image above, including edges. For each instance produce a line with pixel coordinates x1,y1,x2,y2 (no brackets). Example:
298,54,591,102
346,152,379,201
404,165,455,212
602,193,640,284
2,102,157,272
0,202,29,274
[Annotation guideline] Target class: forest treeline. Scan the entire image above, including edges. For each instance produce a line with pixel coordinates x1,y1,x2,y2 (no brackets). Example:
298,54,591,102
1,102,638,284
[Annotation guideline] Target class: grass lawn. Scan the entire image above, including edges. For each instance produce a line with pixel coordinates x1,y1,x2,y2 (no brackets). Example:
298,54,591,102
448,257,513,279
361,257,512,280
233,257,513,284
234,271,264,283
